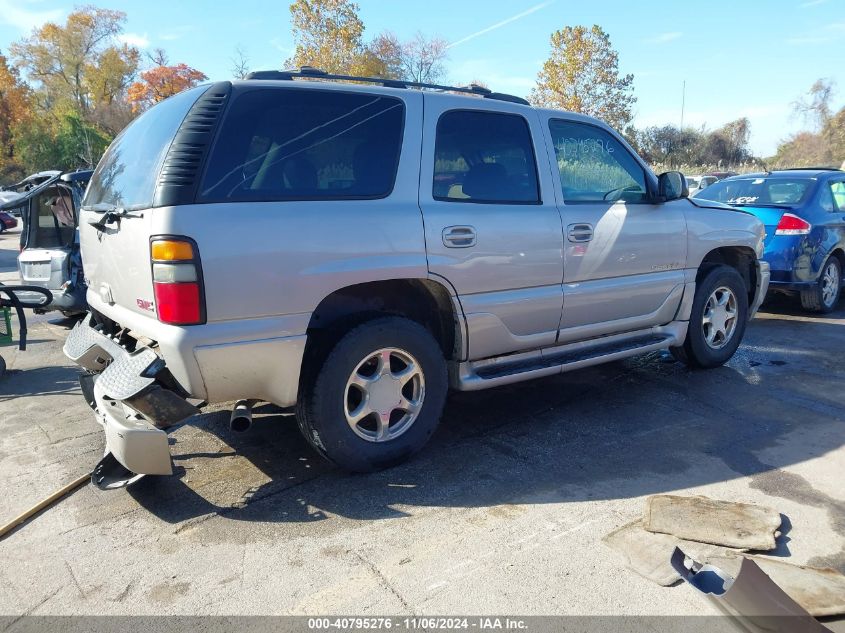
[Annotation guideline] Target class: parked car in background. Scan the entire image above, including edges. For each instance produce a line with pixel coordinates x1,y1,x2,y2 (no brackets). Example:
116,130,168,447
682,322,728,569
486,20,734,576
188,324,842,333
0,191,23,214
0,211,18,232
1,170,62,217
685,174,718,195
0,170,92,315
694,168,845,312
706,171,739,181
63,69,767,483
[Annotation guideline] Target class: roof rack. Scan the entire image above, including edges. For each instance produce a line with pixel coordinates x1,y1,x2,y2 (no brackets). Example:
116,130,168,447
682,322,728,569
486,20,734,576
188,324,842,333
245,66,530,105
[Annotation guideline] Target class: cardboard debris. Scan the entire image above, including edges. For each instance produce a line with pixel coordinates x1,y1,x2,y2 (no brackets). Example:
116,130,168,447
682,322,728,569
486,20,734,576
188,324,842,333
602,520,744,586
671,547,831,633
643,495,781,550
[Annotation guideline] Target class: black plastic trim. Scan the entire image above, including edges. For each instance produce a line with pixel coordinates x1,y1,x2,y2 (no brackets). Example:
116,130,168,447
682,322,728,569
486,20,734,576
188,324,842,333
153,82,232,208
244,67,530,105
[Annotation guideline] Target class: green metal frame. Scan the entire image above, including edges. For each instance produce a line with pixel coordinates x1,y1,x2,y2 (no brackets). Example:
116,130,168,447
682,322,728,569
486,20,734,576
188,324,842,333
0,306,12,346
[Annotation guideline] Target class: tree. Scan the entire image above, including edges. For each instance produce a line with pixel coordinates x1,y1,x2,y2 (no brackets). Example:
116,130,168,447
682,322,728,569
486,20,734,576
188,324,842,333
793,78,835,131
10,6,139,116
230,45,250,79
771,80,844,167
0,49,33,170
127,62,207,112
287,0,365,73
531,25,635,130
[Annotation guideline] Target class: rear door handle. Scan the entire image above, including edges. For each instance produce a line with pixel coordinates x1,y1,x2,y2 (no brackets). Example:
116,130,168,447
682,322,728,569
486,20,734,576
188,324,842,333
567,223,593,242
442,225,477,248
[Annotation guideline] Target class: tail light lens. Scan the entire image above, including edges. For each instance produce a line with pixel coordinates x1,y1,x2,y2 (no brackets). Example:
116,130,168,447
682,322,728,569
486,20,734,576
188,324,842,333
775,213,811,236
150,238,205,325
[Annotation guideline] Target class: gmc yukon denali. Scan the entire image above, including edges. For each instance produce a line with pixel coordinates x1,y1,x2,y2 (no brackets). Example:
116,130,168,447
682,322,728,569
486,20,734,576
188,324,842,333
63,68,769,484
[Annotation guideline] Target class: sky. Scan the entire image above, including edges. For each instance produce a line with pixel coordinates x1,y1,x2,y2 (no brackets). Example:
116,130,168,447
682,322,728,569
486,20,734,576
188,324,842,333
1,0,843,156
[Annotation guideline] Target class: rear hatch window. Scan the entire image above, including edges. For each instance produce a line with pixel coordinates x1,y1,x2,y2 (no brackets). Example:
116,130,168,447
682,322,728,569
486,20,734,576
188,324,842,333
199,87,404,202
32,185,76,248
84,85,209,211
694,177,813,207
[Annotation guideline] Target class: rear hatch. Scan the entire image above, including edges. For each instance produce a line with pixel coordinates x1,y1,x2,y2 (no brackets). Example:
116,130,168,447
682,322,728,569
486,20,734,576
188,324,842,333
79,85,209,322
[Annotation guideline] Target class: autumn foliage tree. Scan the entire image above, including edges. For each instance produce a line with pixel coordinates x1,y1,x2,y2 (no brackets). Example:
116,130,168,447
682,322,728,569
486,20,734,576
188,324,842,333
10,6,139,117
127,59,207,112
286,0,448,83
0,50,32,176
531,25,635,130
0,6,208,177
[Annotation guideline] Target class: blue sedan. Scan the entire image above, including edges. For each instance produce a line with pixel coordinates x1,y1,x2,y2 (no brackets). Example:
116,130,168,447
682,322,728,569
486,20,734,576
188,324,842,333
694,168,845,312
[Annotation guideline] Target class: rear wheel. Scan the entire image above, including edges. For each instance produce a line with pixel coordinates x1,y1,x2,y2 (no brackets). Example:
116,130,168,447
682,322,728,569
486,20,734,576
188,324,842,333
800,256,841,313
296,316,448,472
671,265,748,368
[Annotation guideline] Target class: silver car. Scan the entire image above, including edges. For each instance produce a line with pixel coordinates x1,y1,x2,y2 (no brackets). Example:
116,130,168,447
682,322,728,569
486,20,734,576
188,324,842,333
63,68,769,484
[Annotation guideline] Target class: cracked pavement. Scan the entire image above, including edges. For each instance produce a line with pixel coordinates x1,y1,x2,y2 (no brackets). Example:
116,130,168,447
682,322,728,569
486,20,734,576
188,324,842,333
1,226,844,618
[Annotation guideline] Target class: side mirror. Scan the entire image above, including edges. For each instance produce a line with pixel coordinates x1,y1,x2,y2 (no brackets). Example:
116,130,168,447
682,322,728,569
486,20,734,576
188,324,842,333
657,171,689,202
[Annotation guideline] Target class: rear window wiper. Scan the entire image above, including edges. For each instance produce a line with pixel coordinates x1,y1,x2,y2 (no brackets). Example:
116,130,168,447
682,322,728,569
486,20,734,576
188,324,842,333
86,205,144,231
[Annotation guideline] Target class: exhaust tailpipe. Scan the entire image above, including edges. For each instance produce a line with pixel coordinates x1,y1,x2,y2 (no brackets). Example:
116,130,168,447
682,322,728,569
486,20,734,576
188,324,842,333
230,399,254,433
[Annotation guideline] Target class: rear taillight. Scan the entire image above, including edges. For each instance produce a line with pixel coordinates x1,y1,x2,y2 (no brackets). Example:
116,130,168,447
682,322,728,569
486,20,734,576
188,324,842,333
150,238,205,325
774,213,811,236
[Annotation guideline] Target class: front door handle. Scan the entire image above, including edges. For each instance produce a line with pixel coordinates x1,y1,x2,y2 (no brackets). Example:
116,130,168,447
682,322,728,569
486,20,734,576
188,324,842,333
443,225,477,248
567,223,593,242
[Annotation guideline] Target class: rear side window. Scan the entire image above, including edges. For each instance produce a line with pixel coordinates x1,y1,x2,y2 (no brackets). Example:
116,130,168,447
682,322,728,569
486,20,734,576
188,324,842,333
831,181,845,211
84,85,208,211
200,88,404,202
433,110,540,204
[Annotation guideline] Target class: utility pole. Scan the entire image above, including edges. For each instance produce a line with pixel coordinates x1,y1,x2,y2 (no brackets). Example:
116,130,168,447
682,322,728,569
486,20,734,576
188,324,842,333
680,80,686,130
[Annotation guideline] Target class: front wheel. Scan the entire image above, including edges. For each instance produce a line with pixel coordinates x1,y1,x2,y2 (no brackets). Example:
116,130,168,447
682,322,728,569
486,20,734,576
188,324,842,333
800,256,841,313
671,265,748,369
296,316,448,472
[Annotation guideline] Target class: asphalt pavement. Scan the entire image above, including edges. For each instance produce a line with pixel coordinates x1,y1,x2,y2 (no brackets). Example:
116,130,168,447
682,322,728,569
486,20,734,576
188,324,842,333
1,226,843,621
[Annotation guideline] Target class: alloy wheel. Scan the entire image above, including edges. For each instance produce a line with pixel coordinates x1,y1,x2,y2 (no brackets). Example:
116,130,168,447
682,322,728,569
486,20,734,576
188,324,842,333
344,347,425,442
821,261,840,308
702,286,738,350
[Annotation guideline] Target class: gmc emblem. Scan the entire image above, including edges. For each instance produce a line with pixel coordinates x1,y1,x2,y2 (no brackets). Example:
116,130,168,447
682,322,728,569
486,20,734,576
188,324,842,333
136,298,155,312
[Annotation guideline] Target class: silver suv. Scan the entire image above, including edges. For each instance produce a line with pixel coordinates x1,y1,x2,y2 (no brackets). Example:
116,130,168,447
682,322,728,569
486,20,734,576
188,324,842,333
64,68,769,483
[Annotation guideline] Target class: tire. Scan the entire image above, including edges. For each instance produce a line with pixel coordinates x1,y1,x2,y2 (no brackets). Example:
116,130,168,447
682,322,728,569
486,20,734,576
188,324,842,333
671,265,748,369
296,316,448,472
800,256,841,313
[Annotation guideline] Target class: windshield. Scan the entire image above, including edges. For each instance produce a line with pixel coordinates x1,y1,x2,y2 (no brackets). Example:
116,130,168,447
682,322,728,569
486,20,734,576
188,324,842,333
83,85,208,211
694,177,813,206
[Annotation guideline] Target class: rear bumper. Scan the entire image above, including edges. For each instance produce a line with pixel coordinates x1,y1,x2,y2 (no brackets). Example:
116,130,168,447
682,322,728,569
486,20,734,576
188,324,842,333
16,285,86,313
749,260,770,318
63,314,198,475
86,292,309,406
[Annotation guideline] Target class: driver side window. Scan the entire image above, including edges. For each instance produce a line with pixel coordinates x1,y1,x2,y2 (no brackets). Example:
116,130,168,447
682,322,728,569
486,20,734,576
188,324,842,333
548,119,648,203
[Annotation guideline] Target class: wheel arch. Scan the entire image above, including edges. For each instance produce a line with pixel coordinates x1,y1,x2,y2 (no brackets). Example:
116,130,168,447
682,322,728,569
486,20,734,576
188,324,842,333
305,278,464,363
698,246,758,308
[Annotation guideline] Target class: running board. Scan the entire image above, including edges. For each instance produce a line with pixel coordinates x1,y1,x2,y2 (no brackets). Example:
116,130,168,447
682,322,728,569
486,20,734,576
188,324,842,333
453,324,685,391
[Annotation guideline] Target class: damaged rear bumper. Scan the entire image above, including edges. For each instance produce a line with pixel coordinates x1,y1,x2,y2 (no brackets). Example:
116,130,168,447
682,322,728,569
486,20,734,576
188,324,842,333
64,314,198,477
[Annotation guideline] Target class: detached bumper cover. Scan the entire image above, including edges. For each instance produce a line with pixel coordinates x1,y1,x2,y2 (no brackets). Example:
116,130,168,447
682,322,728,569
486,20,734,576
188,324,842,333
63,314,198,476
